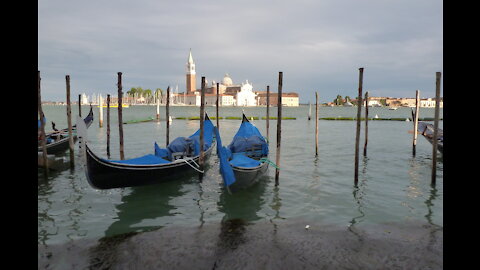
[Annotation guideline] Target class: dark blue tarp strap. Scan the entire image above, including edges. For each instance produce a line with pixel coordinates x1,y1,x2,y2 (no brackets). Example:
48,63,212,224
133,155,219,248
214,126,236,187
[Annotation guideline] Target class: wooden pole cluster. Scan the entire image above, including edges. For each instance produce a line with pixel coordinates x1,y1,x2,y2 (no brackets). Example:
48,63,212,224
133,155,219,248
216,82,220,129
117,72,125,160
275,72,283,186
354,68,364,185
412,90,420,156
107,94,111,159
266,85,270,142
38,71,49,173
66,75,75,168
363,91,369,157
99,94,104,127
199,77,206,180
315,92,319,157
431,72,441,185
166,86,170,146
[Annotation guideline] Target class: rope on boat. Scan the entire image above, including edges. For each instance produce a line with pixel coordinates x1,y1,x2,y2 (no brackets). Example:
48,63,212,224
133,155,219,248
259,158,280,169
178,157,205,173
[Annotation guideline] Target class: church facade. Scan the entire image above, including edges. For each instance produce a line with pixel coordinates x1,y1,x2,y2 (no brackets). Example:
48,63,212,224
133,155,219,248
180,50,299,106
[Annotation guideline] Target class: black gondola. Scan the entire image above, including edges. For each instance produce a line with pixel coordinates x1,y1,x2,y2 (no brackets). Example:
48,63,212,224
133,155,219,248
417,121,443,154
38,106,94,154
83,114,215,189
216,114,269,192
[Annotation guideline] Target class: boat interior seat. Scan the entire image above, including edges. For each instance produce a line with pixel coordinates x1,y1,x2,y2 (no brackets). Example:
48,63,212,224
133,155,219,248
171,151,191,160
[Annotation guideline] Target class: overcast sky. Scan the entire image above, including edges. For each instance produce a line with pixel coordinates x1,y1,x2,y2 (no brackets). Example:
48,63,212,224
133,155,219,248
38,0,443,103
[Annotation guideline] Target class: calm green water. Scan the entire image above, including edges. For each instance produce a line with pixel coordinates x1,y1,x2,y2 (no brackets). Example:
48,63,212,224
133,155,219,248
38,105,443,246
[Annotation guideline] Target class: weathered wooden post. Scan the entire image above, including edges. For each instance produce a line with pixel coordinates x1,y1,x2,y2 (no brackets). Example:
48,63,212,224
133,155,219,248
315,92,319,157
166,86,170,146
431,72,441,185
156,93,160,121
199,77,206,180
275,72,283,186
266,85,270,142
99,94,104,127
117,72,125,160
363,91,369,156
66,75,75,168
78,94,82,117
107,94,111,159
38,71,49,173
413,90,420,156
216,82,220,129
354,68,364,185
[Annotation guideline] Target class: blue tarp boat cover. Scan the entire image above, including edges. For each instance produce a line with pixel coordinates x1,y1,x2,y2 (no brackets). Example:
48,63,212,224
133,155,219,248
188,117,215,155
154,142,170,159
38,117,46,128
214,126,236,187
167,137,193,154
229,154,261,168
228,119,268,156
105,154,170,165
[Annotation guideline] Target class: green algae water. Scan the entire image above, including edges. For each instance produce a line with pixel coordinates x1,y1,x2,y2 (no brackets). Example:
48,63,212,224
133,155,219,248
38,105,443,268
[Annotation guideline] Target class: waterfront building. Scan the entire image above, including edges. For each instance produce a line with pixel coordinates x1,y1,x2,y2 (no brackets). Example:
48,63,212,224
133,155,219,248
256,92,299,106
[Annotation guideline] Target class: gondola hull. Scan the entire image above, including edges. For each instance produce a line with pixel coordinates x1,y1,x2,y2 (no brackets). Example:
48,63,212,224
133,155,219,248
229,161,269,192
38,135,78,154
85,143,215,189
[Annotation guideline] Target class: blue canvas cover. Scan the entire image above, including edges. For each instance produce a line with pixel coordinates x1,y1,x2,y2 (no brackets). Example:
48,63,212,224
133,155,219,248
105,154,170,165
214,126,236,187
228,118,268,156
154,142,170,159
167,137,193,154
189,117,215,155
229,154,261,168
38,117,46,128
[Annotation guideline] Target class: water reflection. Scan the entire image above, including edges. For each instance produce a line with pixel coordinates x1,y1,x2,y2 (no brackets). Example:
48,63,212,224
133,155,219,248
348,157,368,239
217,176,269,223
38,174,58,245
104,178,188,237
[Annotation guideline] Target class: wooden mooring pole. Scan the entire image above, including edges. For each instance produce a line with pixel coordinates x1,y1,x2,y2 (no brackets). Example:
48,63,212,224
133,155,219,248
275,72,283,186
117,72,125,160
431,72,441,185
99,94,104,127
354,68,364,185
156,93,160,121
166,86,170,146
413,90,420,156
363,91,369,157
66,75,75,168
107,94,111,159
199,77,206,180
266,85,270,142
216,82,220,129
38,71,49,173
78,94,82,117
308,102,312,120
315,92,319,157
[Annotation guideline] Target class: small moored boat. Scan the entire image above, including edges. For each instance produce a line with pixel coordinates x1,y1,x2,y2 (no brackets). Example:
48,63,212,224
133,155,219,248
80,114,215,189
417,121,443,154
38,106,94,155
216,114,269,192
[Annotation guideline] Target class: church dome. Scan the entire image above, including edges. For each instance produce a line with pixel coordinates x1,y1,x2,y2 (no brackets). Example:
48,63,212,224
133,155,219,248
222,74,233,86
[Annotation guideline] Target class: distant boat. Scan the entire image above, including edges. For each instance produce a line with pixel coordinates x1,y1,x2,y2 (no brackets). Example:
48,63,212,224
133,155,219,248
389,107,398,110
168,116,173,124
343,101,354,107
374,114,379,119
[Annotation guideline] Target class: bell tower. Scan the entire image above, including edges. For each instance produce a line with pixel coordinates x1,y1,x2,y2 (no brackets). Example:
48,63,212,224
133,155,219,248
186,49,196,94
